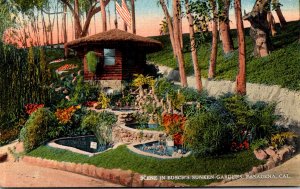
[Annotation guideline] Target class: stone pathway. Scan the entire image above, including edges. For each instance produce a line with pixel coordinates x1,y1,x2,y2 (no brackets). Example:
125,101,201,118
0,142,122,187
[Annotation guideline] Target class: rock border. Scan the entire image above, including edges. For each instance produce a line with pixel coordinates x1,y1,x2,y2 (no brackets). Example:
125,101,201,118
220,144,296,184
127,140,191,159
47,135,113,157
22,156,188,187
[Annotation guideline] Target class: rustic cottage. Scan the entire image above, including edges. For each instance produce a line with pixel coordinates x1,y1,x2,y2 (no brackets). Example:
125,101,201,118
65,29,163,90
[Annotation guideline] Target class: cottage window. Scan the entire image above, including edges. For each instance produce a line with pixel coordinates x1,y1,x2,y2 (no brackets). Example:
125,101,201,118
104,49,115,65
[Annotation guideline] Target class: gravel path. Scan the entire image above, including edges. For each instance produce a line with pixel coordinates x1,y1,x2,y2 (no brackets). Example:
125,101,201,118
0,142,122,187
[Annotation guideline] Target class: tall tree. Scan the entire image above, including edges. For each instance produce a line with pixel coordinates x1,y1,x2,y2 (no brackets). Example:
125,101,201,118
159,0,176,57
244,0,272,57
62,4,68,56
172,0,187,87
159,0,187,87
272,0,286,28
60,0,104,38
131,0,136,34
185,0,202,92
208,0,218,79
267,11,277,36
219,0,234,54
234,0,246,95
100,0,111,32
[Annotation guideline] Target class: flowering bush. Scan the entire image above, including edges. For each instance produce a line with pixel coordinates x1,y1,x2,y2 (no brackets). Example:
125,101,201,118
49,58,65,64
230,140,250,151
56,64,78,72
162,114,186,145
55,105,81,124
25,104,44,115
84,101,98,107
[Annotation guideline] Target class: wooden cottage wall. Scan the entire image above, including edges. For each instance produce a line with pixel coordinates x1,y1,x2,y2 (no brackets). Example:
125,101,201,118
97,49,122,80
82,47,147,81
121,50,146,80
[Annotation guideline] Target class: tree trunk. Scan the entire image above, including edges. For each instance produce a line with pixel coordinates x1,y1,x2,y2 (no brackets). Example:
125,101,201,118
131,0,136,34
275,6,287,28
234,0,246,95
63,4,69,57
74,0,82,39
56,3,60,44
41,11,49,45
159,0,177,58
100,0,107,32
267,11,277,36
219,0,234,54
179,12,183,49
185,0,202,92
173,0,187,87
208,0,218,79
47,13,53,46
243,0,271,57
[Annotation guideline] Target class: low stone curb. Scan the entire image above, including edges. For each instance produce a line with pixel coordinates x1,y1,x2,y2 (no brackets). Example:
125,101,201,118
220,144,296,184
22,156,188,187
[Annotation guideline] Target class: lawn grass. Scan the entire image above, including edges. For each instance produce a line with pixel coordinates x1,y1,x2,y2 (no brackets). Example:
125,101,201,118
147,21,300,91
28,145,263,186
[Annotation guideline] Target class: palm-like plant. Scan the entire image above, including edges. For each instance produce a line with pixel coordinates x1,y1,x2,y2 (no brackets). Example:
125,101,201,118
132,74,155,96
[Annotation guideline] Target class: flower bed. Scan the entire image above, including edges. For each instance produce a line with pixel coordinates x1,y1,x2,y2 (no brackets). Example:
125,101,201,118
25,104,44,115
56,64,78,72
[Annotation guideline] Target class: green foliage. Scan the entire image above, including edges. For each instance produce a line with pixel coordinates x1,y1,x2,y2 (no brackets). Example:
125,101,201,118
97,92,110,109
271,132,298,149
133,112,149,125
66,76,99,106
219,94,279,143
132,74,155,88
0,43,52,128
154,78,180,99
184,111,231,157
148,21,300,91
20,108,57,152
250,138,269,151
180,87,205,102
81,111,117,145
86,51,98,73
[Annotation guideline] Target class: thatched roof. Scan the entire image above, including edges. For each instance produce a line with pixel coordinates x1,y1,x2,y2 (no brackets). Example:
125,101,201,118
65,29,163,53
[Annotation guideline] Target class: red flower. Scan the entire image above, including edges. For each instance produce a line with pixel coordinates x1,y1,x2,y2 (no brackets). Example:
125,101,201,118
84,101,98,107
25,104,44,115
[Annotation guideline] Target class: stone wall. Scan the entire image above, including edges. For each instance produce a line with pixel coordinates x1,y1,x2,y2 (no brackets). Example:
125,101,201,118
157,65,300,130
22,156,187,187
112,124,164,144
85,80,122,91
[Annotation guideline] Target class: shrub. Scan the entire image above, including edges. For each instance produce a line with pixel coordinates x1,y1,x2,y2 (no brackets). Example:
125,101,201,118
162,114,186,145
97,92,110,109
55,105,81,124
86,51,98,73
24,104,45,115
250,138,269,151
81,111,117,145
219,94,278,144
0,127,19,146
184,111,231,157
20,108,57,152
271,132,298,149
180,87,205,102
154,78,180,99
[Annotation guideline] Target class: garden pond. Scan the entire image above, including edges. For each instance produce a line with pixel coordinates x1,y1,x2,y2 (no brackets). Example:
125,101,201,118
48,135,113,155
